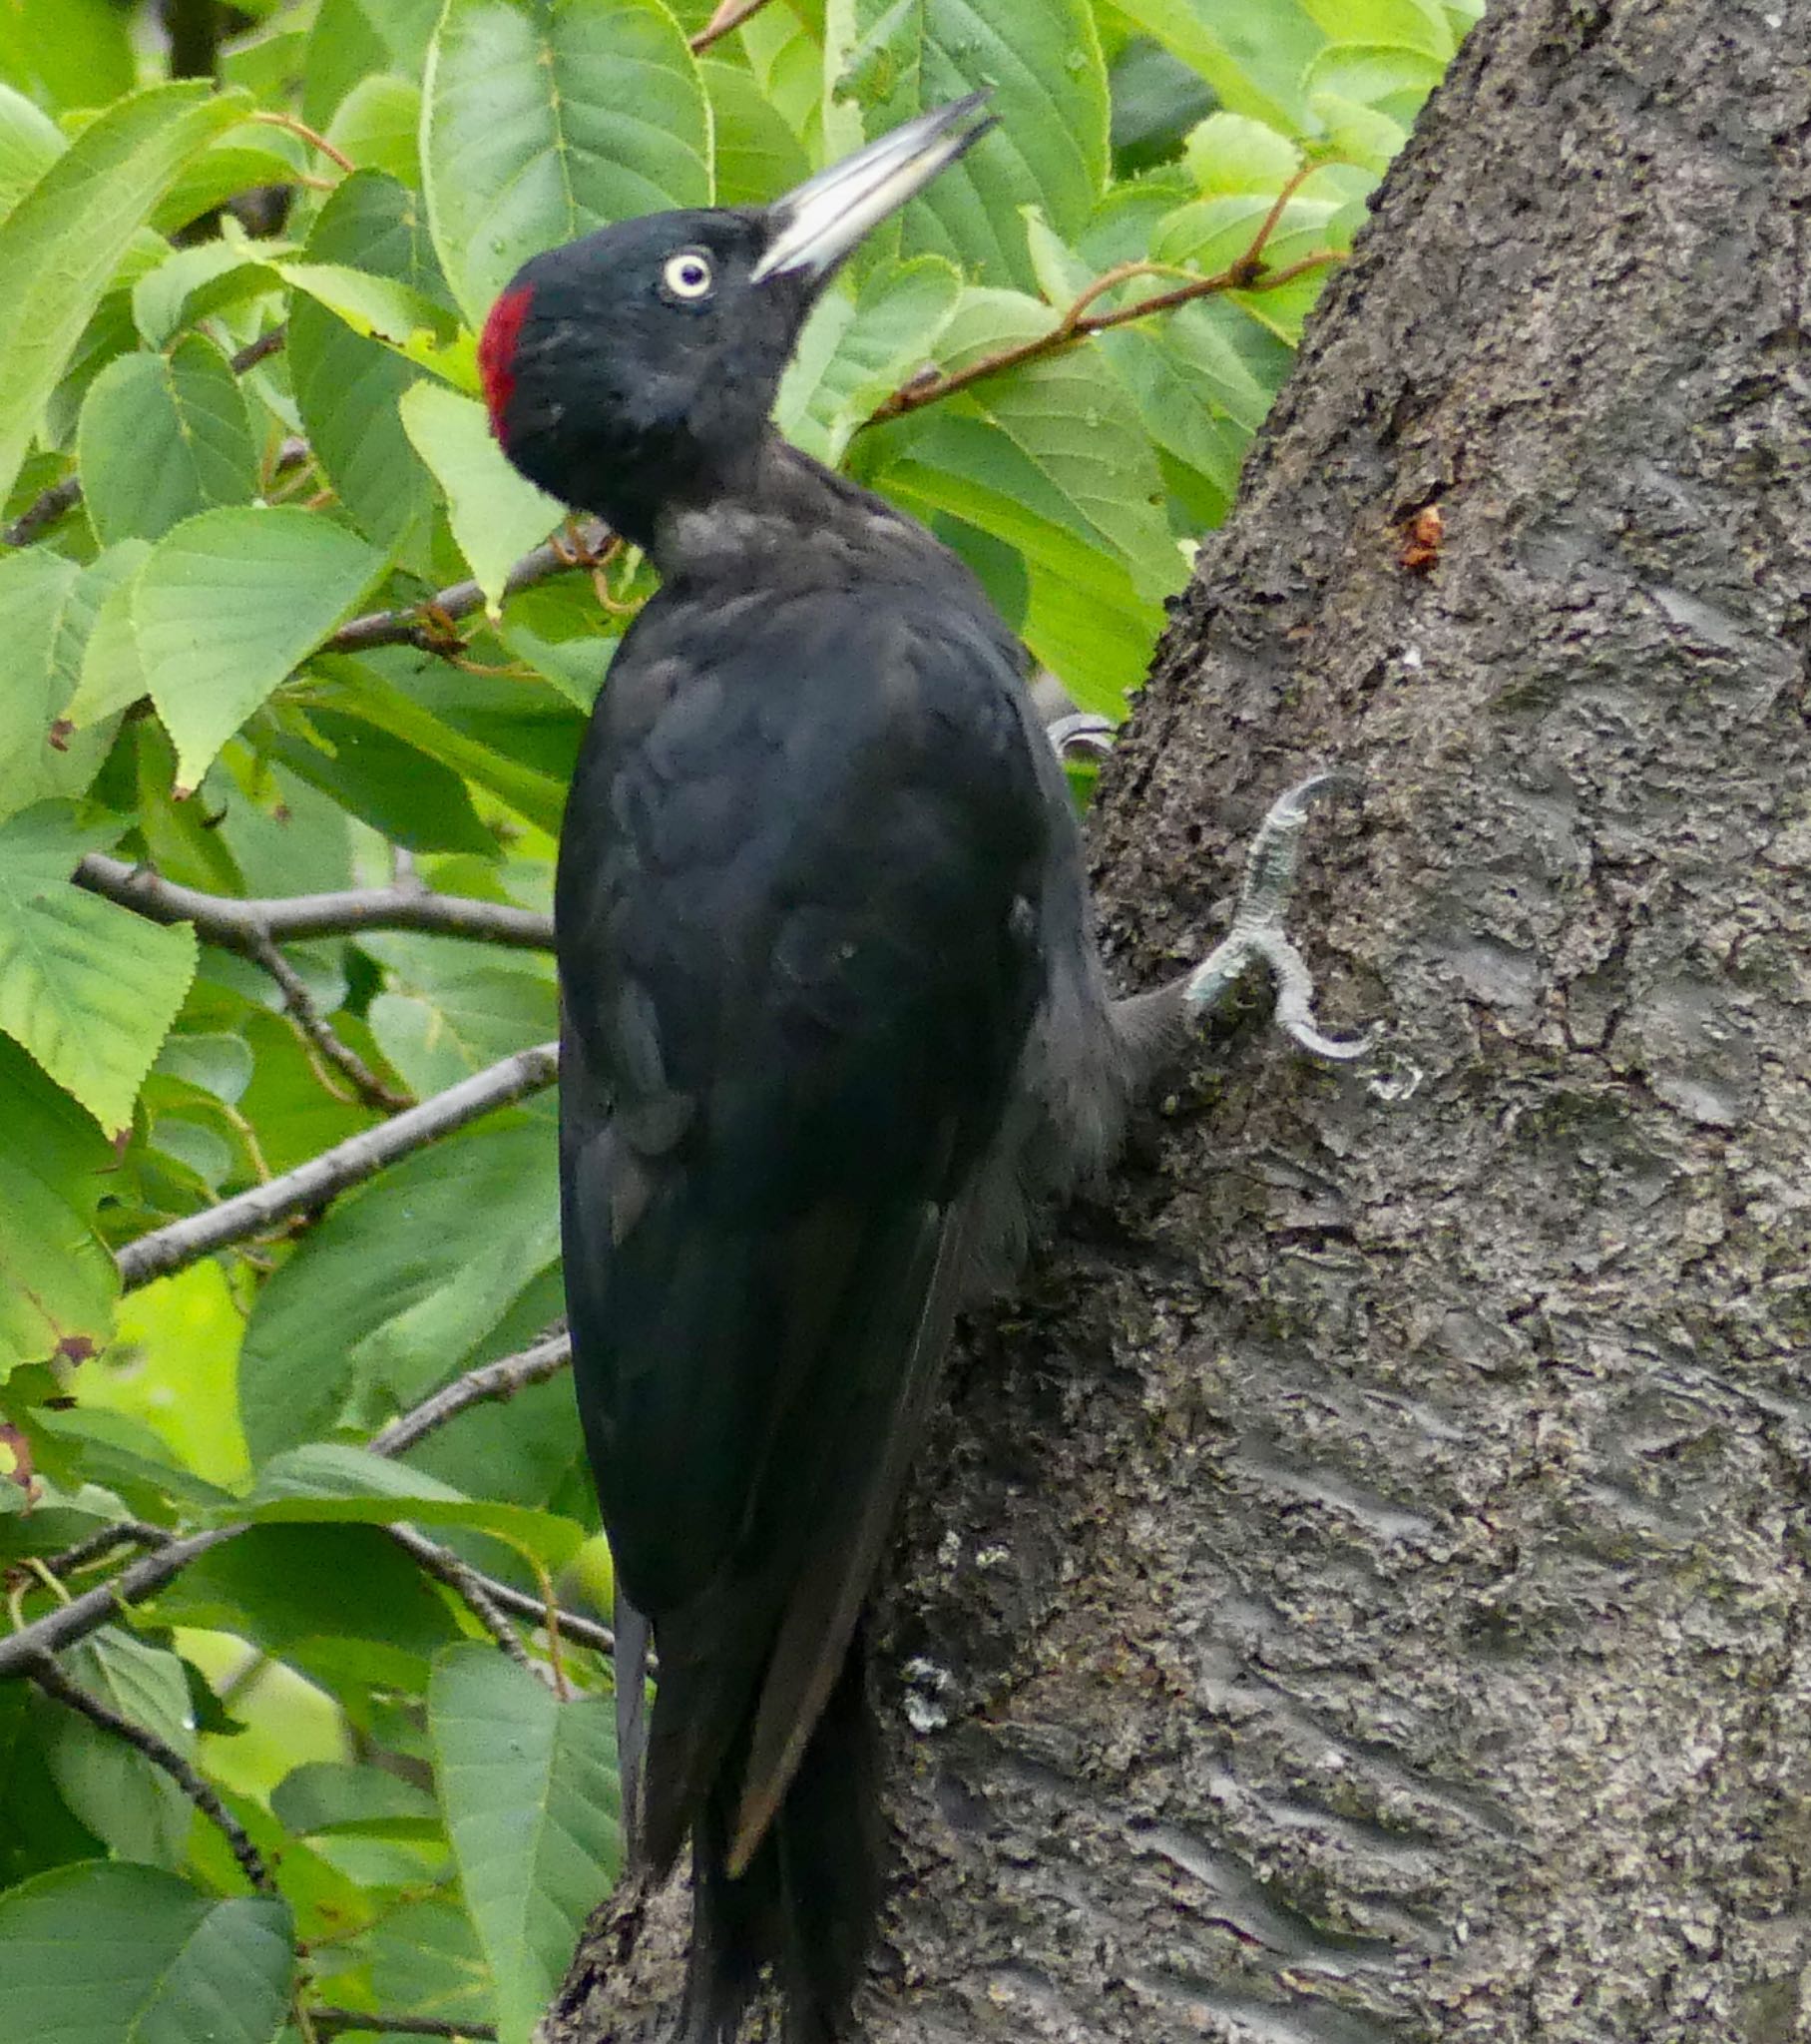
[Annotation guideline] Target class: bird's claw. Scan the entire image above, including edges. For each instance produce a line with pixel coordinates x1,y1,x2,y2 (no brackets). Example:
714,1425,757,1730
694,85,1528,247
1047,711,1116,763
1183,771,1374,1061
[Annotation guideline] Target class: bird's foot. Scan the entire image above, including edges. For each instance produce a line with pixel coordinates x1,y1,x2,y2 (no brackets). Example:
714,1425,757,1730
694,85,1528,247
1047,711,1116,764
1184,772,1374,1061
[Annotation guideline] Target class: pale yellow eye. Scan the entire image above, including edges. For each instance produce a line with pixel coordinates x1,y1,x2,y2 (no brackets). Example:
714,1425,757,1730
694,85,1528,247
663,250,713,300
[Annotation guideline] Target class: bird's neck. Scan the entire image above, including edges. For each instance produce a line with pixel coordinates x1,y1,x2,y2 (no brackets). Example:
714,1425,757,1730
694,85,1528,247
647,434,904,582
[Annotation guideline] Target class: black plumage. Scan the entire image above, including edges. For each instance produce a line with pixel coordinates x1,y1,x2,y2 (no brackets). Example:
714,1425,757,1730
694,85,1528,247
481,100,1162,2042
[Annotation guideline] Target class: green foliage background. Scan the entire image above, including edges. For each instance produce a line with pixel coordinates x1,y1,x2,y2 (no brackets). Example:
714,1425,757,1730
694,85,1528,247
0,0,1465,2035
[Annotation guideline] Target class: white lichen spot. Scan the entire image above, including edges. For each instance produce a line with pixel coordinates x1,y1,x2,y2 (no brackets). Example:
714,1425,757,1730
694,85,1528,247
900,1655,954,1734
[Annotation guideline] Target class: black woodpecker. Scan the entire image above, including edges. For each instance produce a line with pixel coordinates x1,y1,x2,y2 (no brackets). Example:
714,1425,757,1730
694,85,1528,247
479,96,1365,2044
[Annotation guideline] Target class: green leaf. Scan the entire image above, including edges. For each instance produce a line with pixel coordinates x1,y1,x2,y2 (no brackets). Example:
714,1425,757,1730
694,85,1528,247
87,506,382,790
237,1121,559,1462
776,254,962,466
422,0,711,325
0,1861,293,2044
0,803,198,1134
870,294,1182,602
40,1630,195,1869
0,82,64,221
0,0,135,117
851,0,1109,290
352,1895,495,2031
152,139,310,239
274,257,477,389
312,656,571,835
1110,0,1325,133
0,81,251,508
272,1759,439,1837
362,933,559,1100
77,337,259,546
237,1444,586,1566
1296,0,1454,59
0,1035,117,1377
399,381,563,613
700,56,810,209
0,546,136,825
156,1524,464,1667
430,1645,623,2044
288,170,446,545
262,706,497,855
1182,109,1304,193
327,73,427,185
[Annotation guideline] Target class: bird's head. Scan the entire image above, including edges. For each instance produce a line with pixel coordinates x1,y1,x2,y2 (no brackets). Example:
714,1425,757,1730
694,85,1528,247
479,96,993,549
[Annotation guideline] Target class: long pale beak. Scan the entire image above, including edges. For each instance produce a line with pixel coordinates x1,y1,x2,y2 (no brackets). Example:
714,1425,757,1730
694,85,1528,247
751,94,995,284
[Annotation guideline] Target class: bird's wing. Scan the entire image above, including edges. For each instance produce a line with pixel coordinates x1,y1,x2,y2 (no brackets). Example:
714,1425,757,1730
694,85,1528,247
555,579,1050,1872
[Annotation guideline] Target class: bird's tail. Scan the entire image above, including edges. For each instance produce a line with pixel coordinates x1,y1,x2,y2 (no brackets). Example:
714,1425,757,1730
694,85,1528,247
680,1633,882,2044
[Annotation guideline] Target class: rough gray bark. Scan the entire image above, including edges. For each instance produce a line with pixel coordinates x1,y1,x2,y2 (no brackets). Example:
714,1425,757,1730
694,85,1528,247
547,0,1811,2036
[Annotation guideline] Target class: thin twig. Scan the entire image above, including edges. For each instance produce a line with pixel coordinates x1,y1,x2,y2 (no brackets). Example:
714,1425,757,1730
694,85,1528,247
250,108,355,174
387,1526,534,1670
248,931,415,1113
310,2009,497,2041
230,324,288,375
329,519,611,654
866,166,1337,427
27,1645,274,1892
35,1519,174,1579
689,0,778,52
0,1331,600,1676
370,1331,572,1456
116,1043,559,1290
74,855,554,950
3,472,82,548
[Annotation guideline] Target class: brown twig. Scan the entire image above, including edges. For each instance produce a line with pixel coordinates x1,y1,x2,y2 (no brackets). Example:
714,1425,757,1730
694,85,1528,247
27,1644,275,1892
250,108,356,175
115,1042,559,1290
328,519,611,654
310,2010,497,2041
369,1331,573,1456
688,0,778,52
3,473,83,548
230,324,288,375
867,168,1338,426
247,931,415,1113
74,855,554,950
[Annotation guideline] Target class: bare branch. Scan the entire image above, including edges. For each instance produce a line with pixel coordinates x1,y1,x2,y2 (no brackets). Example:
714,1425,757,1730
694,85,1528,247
28,1645,275,1890
0,1530,236,1679
247,930,415,1113
370,1331,573,1456
435,1553,616,1662
327,520,610,655
26,1520,174,1585
387,1525,535,1670
74,855,554,950
28,1646,274,1891
310,2009,497,2041
0,1325,597,1677
116,1043,559,1291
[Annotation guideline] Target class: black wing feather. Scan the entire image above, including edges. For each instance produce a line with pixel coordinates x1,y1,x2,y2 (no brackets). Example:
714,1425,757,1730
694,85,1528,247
556,559,1049,1906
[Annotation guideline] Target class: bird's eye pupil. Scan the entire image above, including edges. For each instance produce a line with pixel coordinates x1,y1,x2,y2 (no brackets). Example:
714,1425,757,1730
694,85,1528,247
665,251,713,299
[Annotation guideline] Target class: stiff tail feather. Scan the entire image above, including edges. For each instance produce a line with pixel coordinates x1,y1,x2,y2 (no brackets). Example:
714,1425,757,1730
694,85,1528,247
680,1634,882,2044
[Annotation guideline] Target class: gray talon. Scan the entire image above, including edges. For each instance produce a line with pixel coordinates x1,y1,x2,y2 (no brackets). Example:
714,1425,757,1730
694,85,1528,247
1183,771,1373,1060
1047,711,1116,762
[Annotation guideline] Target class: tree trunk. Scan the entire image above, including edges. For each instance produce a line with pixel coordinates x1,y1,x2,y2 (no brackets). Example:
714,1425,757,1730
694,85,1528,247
548,0,1811,2035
